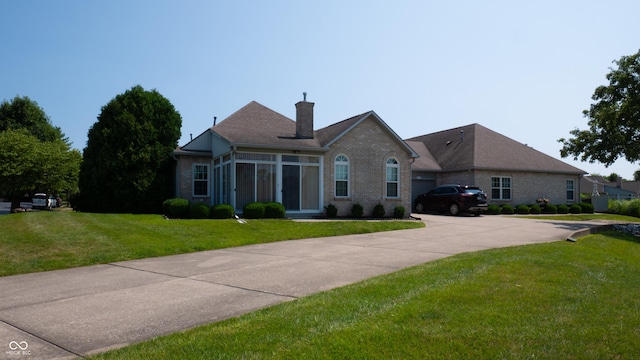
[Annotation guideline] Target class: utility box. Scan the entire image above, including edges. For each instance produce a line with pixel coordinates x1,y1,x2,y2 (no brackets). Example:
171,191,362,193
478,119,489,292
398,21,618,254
591,195,609,213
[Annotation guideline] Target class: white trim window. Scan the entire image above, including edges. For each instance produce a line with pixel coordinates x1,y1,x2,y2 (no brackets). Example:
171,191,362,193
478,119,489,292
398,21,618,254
193,164,209,197
334,154,349,197
491,176,511,200
566,179,575,201
386,157,399,198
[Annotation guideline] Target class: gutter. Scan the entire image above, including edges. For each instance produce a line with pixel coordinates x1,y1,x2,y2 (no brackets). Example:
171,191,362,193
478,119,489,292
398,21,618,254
229,143,330,153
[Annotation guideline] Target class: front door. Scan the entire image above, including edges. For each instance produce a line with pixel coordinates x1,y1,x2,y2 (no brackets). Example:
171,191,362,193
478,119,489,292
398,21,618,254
282,165,300,211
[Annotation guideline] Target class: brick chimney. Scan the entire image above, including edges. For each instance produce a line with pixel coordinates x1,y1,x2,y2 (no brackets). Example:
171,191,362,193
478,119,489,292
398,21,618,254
295,92,314,139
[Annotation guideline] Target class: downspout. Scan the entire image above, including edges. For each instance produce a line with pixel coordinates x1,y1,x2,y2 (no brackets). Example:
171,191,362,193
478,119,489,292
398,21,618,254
578,173,584,202
409,157,416,215
231,146,237,211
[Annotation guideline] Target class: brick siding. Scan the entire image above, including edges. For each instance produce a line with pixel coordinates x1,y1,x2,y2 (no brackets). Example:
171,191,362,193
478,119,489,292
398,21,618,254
437,170,581,205
323,116,412,217
175,155,212,204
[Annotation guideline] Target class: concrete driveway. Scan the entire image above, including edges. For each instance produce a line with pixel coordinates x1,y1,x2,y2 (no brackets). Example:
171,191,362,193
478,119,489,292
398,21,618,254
0,214,614,359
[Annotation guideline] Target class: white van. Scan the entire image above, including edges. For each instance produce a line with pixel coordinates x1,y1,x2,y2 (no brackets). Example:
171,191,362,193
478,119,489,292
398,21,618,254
32,193,55,210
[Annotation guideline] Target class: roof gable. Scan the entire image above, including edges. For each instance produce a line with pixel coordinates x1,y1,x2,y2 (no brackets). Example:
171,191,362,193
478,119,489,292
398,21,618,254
315,113,363,146
179,129,214,152
408,123,586,174
317,111,418,157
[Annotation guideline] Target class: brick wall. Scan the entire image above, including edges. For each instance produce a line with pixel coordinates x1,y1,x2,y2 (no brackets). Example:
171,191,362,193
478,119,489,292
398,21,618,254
479,171,581,205
436,170,581,205
323,116,413,217
295,101,314,139
175,155,212,204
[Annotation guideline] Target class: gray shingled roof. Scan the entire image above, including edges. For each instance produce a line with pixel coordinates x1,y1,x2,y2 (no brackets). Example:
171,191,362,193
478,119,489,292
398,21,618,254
407,123,586,174
178,101,418,158
211,101,322,150
405,140,442,171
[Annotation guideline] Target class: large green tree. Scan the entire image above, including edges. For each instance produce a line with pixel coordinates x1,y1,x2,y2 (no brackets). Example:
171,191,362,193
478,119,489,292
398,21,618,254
0,96,66,143
0,130,81,209
559,49,640,166
0,96,80,208
79,85,182,213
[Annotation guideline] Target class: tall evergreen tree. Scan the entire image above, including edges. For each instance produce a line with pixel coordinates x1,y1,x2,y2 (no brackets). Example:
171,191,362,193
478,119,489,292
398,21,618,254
79,85,182,213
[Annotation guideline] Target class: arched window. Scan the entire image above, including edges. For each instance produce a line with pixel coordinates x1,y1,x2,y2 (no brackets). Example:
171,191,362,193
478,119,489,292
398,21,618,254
386,158,399,198
335,154,349,197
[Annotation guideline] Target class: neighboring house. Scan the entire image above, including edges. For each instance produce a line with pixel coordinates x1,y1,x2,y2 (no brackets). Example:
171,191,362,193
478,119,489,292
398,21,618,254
406,124,587,206
582,175,640,199
173,98,418,217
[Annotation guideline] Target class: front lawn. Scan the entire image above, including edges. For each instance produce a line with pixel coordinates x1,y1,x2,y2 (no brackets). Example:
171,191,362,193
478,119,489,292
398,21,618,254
93,231,640,359
0,211,423,277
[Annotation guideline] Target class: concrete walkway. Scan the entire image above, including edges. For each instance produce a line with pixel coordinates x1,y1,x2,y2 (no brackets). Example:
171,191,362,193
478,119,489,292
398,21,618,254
0,215,615,359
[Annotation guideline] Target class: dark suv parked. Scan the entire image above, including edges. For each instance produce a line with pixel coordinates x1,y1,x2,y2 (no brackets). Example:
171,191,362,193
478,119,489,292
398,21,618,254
414,185,488,216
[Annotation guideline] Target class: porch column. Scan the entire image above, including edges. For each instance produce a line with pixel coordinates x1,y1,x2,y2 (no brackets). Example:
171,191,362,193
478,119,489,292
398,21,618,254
276,154,283,204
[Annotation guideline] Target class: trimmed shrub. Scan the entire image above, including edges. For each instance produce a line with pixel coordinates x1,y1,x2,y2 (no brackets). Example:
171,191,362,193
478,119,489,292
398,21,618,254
372,203,385,218
557,204,569,214
569,204,582,214
580,202,594,214
163,198,190,218
626,199,640,218
264,202,286,218
515,205,530,214
162,198,173,216
190,202,211,219
486,204,501,215
351,203,364,218
609,199,640,218
610,199,627,214
212,204,234,219
501,204,514,215
325,204,338,218
541,204,557,214
393,206,405,219
529,204,542,214
243,202,265,219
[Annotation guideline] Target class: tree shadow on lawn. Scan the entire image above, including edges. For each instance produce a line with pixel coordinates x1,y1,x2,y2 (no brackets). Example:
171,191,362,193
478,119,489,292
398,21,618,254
538,220,609,232
605,228,640,244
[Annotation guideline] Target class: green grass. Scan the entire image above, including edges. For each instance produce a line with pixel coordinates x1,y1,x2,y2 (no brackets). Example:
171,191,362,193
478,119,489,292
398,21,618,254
93,231,640,359
0,211,423,277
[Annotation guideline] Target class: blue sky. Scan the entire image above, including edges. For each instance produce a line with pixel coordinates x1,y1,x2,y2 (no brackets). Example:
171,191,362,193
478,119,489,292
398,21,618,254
2,1,639,179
